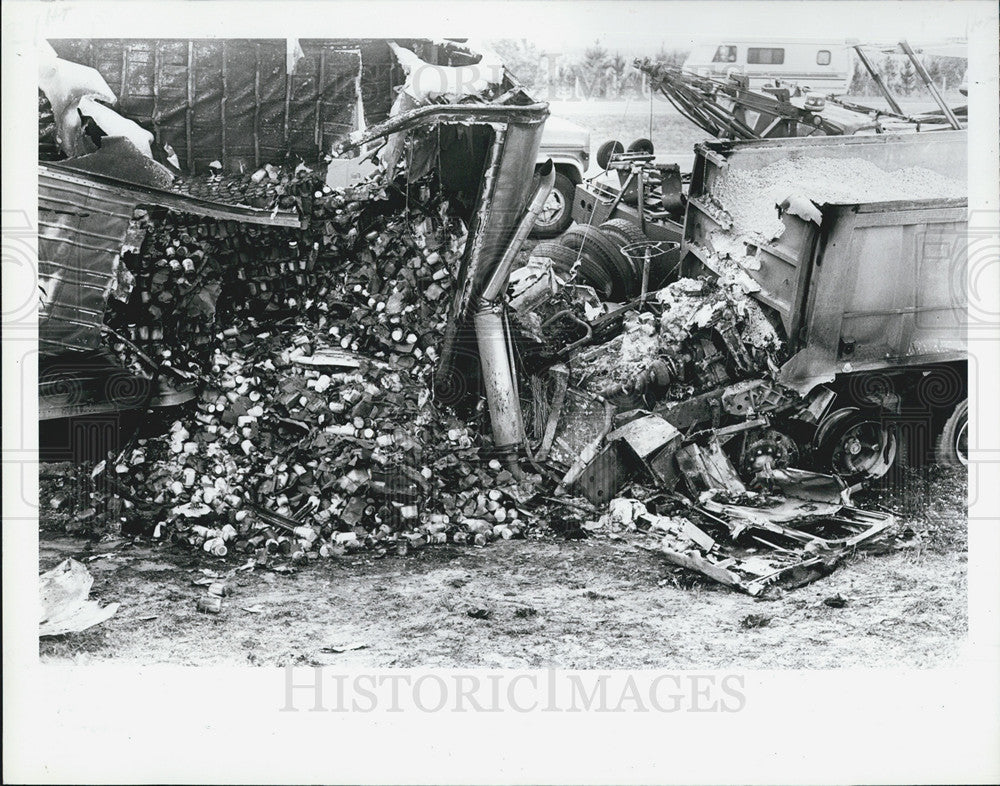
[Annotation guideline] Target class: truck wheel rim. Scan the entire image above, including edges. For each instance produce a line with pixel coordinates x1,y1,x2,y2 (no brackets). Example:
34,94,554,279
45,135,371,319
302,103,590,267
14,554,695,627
537,190,565,227
830,420,893,477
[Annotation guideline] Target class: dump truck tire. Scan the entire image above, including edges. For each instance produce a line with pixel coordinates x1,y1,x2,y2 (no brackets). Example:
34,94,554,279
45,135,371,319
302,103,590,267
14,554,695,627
815,408,897,483
535,234,613,299
935,398,968,466
559,225,635,301
529,241,581,276
599,219,649,275
529,170,576,239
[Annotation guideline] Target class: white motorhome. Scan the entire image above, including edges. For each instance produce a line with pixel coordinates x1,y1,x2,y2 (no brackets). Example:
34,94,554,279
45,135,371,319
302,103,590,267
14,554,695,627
683,40,850,93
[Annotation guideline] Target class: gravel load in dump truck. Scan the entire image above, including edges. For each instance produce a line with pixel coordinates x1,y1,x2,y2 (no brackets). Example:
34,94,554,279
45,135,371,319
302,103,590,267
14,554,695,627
714,156,966,244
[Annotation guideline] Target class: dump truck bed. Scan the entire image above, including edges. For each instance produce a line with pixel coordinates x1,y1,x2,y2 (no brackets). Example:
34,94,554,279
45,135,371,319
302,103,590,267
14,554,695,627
681,131,968,392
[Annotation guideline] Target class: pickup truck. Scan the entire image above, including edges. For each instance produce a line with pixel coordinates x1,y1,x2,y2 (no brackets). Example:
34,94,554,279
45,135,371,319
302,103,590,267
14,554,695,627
531,115,590,238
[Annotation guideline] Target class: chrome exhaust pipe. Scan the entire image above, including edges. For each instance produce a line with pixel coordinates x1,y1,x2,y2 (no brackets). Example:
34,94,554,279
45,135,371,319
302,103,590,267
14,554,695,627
474,161,556,457
479,160,556,304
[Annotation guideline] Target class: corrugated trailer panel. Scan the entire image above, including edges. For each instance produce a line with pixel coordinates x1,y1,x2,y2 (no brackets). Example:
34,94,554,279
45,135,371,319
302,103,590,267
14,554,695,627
38,169,138,356
46,39,410,173
38,163,303,357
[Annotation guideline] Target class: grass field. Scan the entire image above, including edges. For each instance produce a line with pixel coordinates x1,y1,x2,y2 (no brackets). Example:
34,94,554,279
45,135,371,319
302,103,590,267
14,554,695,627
548,99,709,167
547,92,967,174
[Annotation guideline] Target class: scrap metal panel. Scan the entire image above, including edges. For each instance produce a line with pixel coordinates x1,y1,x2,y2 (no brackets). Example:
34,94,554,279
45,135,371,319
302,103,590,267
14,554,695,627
38,169,138,356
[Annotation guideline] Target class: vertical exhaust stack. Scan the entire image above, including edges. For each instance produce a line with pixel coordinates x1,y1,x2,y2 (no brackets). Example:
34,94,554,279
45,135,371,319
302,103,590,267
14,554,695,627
333,47,551,463
474,161,556,458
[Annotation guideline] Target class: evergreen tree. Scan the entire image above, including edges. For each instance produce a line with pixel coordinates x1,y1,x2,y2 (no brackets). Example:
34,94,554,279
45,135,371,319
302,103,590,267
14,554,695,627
899,58,917,95
607,52,630,98
654,45,688,67
848,62,874,95
878,55,899,94
924,57,943,91
576,39,610,99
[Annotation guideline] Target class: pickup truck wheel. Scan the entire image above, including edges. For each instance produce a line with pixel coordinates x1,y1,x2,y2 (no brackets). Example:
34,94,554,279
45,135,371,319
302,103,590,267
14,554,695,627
627,138,655,154
935,399,968,466
529,171,576,239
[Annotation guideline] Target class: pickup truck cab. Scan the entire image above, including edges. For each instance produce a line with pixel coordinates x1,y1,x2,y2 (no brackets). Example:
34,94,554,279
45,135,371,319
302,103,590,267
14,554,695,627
531,115,590,237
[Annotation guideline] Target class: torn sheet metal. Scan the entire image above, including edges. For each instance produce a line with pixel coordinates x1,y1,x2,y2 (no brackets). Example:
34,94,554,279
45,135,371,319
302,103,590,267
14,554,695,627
40,558,119,637
574,439,627,506
546,386,610,469
608,413,683,489
675,440,747,496
609,413,682,462
656,534,847,596
56,136,175,190
389,42,504,102
651,494,894,595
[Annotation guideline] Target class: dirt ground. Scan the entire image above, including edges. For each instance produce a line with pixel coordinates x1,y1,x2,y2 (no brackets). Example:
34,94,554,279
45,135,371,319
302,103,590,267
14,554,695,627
39,466,967,668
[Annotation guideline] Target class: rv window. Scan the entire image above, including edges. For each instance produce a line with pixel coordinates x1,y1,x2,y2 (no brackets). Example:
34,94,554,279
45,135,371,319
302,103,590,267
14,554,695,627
712,45,737,63
747,47,785,65
816,50,832,65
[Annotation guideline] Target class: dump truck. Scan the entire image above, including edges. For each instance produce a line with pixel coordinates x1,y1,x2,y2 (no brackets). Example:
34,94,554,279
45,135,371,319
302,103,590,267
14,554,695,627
561,41,966,302
673,130,968,475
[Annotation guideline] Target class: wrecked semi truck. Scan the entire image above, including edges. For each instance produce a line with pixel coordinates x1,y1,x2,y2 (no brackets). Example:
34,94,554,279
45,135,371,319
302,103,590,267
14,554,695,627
35,37,964,594
536,130,967,500
501,129,968,591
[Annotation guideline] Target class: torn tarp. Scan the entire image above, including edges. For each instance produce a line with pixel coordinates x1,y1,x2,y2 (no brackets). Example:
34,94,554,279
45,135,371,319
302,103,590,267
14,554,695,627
38,43,118,158
389,41,504,103
40,558,119,637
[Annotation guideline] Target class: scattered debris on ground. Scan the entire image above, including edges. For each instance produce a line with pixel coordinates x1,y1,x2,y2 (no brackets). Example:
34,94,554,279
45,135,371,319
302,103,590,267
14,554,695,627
39,558,119,637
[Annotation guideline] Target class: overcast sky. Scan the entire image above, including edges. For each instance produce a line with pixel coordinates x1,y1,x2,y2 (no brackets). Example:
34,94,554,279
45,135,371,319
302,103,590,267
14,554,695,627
20,0,980,53
468,1,975,56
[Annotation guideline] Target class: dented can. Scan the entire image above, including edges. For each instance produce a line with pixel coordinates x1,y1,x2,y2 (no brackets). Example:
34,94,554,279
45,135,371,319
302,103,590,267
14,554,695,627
197,596,222,613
